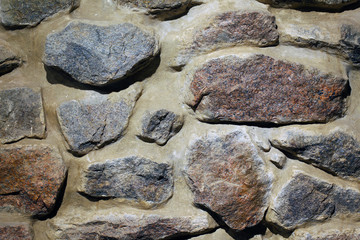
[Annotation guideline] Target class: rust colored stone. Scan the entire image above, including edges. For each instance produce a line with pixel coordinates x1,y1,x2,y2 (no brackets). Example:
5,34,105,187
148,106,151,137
0,223,32,240
188,55,348,124
0,145,66,216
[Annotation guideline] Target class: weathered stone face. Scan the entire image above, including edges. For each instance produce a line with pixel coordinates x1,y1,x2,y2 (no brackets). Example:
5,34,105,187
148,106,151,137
0,41,21,75
0,223,33,240
0,88,45,143
0,145,66,216
184,127,272,231
271,130,360,180
44,22,159,87
0,0,80,27
186,55,348,124
340,25,360,66
57,86,141,156
255,0,358,11
290,227,360,240
81,156,173,205
138,109,183,145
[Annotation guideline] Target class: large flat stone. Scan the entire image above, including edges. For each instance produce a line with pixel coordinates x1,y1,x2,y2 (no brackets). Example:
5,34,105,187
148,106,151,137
184,127,272,231
44,22,159,87
0,40,21,75
0,223,33,240
0,0,80,27
0,87,45,143
186,54,348,124
255,0,359,11
80,156,173,206
0,145,66,216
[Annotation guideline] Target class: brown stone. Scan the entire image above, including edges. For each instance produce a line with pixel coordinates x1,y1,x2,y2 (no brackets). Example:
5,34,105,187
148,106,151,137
184,127,272,231
187,54,348,124
0,223,33,240
0,145,66,216
255,0,358,11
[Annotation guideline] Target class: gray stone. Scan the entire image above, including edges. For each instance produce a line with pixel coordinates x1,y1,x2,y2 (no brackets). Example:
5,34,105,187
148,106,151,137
138,109,183,145
255,0,359,11
0,87,45,143
271,130,360,180
0,41,21,75
0,223,33,240
340,25,360,66
44,22,159,87
0,0,80,27
267,148,287,169
290,226,360,240
57,85,141,156
184,127,272,231
80,156,173,205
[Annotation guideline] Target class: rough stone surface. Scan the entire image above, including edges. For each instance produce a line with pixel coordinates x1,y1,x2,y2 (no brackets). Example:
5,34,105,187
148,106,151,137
57,85,141,156
44,22,159,87
0,145,66,216
271,130,360,180
267,171,360,230
290,227,360,240
0,87,45,144
184,127,272,231
0,0,80,27
0,41,21,75
186,54,348,124
0,223,33,240
255,0,359,11
340,25,360,66
267,148,287,169
53,214,216,240
81,156,173,205
138,109,183,145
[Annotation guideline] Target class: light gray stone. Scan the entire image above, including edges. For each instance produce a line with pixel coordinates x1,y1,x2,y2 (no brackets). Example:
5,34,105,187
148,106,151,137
0,41,21,75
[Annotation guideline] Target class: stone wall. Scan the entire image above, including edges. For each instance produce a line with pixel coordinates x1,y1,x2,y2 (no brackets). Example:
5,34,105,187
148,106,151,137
0,0,359,239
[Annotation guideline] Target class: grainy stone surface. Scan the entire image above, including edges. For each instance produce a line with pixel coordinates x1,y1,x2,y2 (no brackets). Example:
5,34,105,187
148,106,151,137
81,156,173,205
0,87,45,143
57,85,141,156
0,145,66,216
0,223,33,240
255,0,358,10
290,226,360,240
184,127,272,231
0,0,80,27
271,130,360,179
138,109,183,145
0,41,21,75
267,171,360,230
340,25,360,66
44,22,159,87
186,54,348,124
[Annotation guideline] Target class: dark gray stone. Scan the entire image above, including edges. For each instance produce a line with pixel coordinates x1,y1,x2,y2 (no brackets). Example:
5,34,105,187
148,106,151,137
0,223,33,240
255,0,359,11
44,22,159,87
138,109,183,145
81,156,173,205
0,0,80,27
0,41,21,75
340,25,360,66
0,88,45,143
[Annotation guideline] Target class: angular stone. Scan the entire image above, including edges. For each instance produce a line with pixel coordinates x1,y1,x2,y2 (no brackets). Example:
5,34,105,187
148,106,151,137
340,24,360,66
80,156,173,205
0,0,80,27
184,127,272,231
270,130,360,180
0,41,21,75
0,87,45,143
0,223,33,240
0,145,66,216
44,22,159,87
290,226,360,240
267,171,360,230
138,109,183,145
255,0,358,11
57,85,141,156
53,213,217,239
186,55,348,124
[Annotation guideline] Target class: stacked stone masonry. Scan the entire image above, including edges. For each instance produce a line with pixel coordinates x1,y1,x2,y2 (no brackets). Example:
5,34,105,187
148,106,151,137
0,0,359,239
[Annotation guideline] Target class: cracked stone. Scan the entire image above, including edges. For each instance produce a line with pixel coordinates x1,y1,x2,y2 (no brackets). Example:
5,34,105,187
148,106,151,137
57,85,141,156
255,0,358,11
186,54,348,124
184,127,272,231
80,156,173,205
138,109,183,145
0,87,45,144
0,0,80,27
0,145,66,216
0,223,33,240
44,21,159,87
0,41,21,75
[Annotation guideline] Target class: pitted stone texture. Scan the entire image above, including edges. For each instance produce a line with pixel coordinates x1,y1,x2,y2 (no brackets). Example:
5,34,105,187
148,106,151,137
255,0,358,11
186,55,348,124
271,130,360,180
340,25,360,66
81,156,173,205
44,22,159,87
0,41,21,75
290,227,360,240
184,127,272,231
53,214,217,240
0,145,66,216
138,109,183,145
267,171,360,230
57,85,141,156
0,0,80,27
0,88,45,143
0,223,33,240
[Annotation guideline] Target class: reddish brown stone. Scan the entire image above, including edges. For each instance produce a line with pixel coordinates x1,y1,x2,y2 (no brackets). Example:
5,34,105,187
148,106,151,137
0,145,66,216
188,55,348,124
0,223,32,240
184,127,272,231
